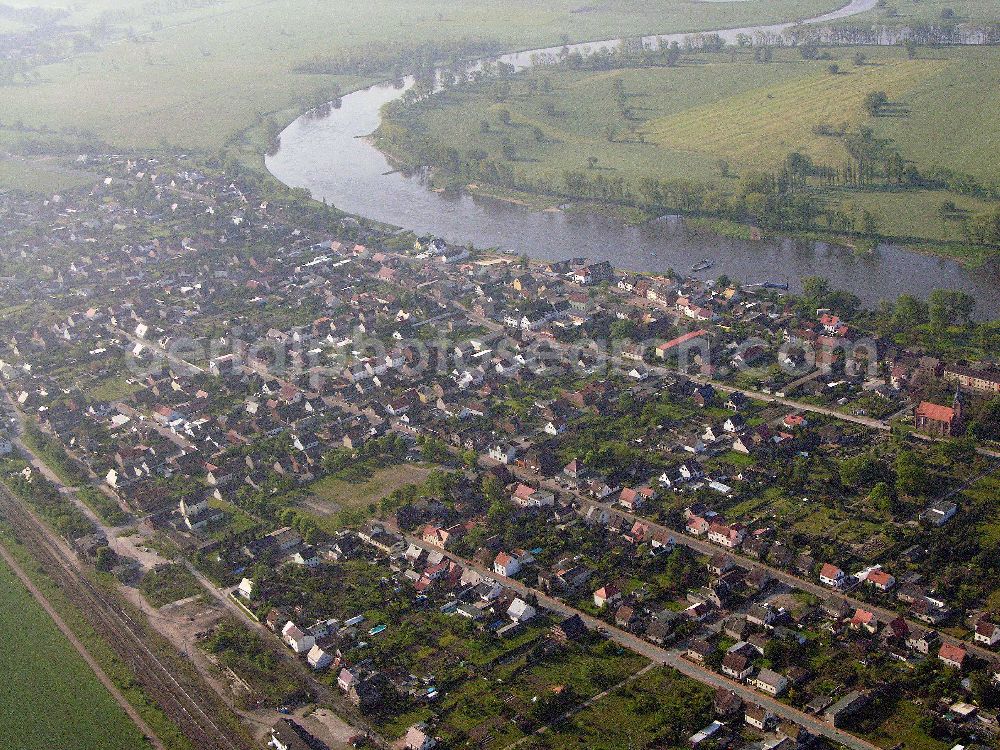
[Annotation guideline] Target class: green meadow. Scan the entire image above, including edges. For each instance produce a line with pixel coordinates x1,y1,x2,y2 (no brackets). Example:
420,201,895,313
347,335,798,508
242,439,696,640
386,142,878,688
383,43,1000,248
2,0,846,159
0,556,151,750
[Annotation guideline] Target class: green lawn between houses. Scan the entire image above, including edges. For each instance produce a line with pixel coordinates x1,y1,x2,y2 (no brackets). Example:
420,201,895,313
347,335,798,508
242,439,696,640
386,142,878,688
0,556,151,750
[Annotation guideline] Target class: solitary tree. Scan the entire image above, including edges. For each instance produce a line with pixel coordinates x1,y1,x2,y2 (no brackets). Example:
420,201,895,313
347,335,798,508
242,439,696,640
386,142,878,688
863,90,889,116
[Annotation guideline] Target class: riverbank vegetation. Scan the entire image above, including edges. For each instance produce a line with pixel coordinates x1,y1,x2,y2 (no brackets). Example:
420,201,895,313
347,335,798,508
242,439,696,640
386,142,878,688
0,0,848,169
375,43,1000,260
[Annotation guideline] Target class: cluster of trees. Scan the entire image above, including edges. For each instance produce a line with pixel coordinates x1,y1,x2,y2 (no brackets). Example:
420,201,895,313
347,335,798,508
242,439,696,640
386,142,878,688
22,424,89,485
874,289,978,337
0,456,94,539
320,433,409,480
295,37,505,79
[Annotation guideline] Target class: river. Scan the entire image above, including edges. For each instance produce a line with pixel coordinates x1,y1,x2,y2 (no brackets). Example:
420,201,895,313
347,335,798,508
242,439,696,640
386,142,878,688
265,0,1000,318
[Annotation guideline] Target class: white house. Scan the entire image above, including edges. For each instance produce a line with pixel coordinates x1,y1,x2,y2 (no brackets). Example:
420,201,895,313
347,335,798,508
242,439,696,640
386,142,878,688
593,584,621,609
752,668,788,696
866,569,895,592
494,551,522,578
403,724,437,750
306,645,333,670
975,619,1000,646
488,443,518,464
281,622,315,654
507,598,537,623
707,522,745,549
819,563,846,588
511,484,555,509
237,577,255,600
337,667,357,692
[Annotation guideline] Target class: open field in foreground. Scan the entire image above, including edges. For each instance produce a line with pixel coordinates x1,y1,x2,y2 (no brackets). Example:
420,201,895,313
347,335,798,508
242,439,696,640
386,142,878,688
0,555,150,750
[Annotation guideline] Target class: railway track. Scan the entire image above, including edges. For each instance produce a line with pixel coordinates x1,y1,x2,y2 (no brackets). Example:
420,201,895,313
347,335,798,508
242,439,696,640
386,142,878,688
0,486,252,750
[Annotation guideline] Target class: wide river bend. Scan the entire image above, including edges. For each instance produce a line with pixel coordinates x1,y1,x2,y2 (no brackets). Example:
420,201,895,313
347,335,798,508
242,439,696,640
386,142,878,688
266,0,1000,317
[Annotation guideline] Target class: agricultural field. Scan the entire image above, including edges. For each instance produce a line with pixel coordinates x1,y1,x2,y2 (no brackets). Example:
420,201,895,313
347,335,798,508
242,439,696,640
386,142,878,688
1,0,848,159
0,556,151,750
382,44,1000,246
844,0,1000,27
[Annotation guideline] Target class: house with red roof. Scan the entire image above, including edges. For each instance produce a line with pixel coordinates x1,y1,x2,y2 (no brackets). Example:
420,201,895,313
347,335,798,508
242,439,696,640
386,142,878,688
975,618,1000,647
686,514,711,536
819,563,846,588
914,400,961,437
655,330,708,358
866,569,895,591
938,642,967,670
707,521,746,549
619,486,656,512
850,608,879,634
494,551,523,578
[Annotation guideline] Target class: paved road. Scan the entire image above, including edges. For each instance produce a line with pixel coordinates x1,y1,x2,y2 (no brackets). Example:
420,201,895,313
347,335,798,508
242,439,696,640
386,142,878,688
114,402,198,452
501,456,998,665
110,324,205,375
401,534,878,750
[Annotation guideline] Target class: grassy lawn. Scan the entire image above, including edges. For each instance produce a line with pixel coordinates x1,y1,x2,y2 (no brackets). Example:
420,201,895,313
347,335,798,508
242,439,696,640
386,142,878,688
2,0,847,161
0,556,152,750
645,57,945,169
85,375,143,403
77,486,130,527
968,475,1000,546
207,497,262,538
534,666,713,749
846,0,1000,26
307,463,434,513
862,698,950,750
138,563,204,608
0,157,96,194
384,43,1000,247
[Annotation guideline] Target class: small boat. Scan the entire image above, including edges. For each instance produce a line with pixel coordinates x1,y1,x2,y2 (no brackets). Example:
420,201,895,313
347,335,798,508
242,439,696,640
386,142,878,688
691,258,714,272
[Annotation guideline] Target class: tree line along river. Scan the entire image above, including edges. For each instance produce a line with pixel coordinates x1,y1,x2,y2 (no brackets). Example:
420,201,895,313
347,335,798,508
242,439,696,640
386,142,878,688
265,0,1000,318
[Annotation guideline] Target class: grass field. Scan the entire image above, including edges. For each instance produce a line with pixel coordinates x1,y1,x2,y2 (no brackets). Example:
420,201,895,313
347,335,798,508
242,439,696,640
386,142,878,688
307,463,434,512
846,0,1000,26
386,44,1000,246
533,666,712,749
0,556,151,750
1,0,848,160
139,563,204,608
0,156,96,194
